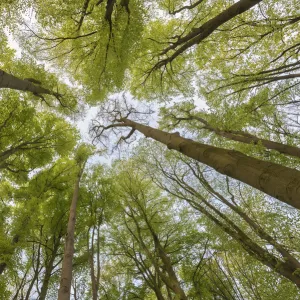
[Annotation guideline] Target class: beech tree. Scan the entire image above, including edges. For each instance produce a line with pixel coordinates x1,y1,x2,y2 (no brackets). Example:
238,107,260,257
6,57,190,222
1,0,300,298
134,141,300,287
58,144,94,300
91,99,300,210
160,101,300,160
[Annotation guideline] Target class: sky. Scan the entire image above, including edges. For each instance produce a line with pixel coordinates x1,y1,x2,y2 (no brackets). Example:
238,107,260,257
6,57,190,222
5,21,209,169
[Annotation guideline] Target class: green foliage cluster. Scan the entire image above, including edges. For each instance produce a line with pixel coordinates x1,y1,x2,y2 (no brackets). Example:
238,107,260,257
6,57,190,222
0,0,300,299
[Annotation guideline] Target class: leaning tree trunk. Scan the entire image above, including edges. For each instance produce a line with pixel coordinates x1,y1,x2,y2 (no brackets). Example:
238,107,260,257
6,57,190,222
142,211,188,300
0,69,59,96
119,118,300,209
39,235,61,300
153,234,188,300
57,163,86,300
194,115,300,158
187,196,300,288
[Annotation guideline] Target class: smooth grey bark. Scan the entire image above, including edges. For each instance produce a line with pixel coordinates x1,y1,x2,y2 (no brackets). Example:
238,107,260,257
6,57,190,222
57,163,86,300
0,69,59,97
108,117,300,210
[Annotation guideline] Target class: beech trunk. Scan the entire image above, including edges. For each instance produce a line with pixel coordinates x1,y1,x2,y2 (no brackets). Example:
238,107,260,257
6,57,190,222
120,118,300,209
203,122,300,158
57,165,85,300
190,198,300,287
40,236,61,300
0,69,55,96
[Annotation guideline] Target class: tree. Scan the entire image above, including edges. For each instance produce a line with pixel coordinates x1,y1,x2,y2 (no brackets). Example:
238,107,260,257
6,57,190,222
0,157,77,298
134,143,300,287
0,95,78,182
91,99,300,210
160,101,300,159
1,0,300,298
58,144,94,300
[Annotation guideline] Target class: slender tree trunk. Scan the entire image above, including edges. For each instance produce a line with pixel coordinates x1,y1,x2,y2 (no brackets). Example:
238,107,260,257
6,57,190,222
25,242,42,300
145,220,188,300
184,195,300,288
197,174,300,270
88,227,98,300
73,278,78,300
12,267,30,300
24,267,40,300
96,222,101,292
39,256,56,300
0,69,57,96
130,204,188,300
57,163,86,300
39,236,61,300
120,118,300,209
155,240,188,300
193,115,300,158
153,288,166,300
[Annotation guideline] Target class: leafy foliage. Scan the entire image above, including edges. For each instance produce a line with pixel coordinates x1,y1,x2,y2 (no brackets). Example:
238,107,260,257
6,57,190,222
1,0,300,299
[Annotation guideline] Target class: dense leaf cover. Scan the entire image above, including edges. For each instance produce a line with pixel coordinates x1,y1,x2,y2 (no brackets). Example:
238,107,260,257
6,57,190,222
0,0,300,299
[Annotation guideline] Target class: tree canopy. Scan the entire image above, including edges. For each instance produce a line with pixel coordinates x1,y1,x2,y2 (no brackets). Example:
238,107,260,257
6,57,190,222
1,0,300,299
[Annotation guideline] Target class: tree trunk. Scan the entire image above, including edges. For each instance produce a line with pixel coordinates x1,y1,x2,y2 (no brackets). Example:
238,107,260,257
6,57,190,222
184,195,300,288
120,118,300,209
39,236,61,300
154,289,166,300
88,227,98,300
194,115,300,158
197,174,300,270
156,0,262,68
57,164,85,300
25,243,42,300
0,69,57,97
132,202,188,300
154,238,188,300
144,219,188,300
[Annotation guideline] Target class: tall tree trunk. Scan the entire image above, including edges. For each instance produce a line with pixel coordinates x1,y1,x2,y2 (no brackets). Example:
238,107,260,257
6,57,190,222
57,163,86,300
195,172,300,270
190,115,300,158
39,235,61,300
119,118,300,209
88,227,98,300
129,206,188,300
25,241,42,300
153,236,188,300
184,194,300,288
96,221,101,293
0,69,58,97
142,214,188,300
